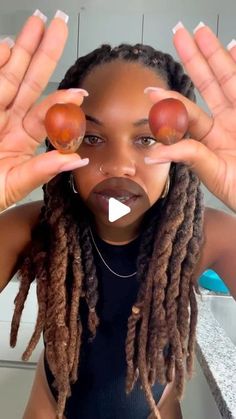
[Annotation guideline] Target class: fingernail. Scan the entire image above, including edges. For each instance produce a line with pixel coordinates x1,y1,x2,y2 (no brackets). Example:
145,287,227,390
193,22,205,34
60,158,89,172
144,157,170,165
144,87,165,94
0,204,16,214
68,88,89,97
172,22,184,35
54,10,69,24
33,9,47,23
0,37,15,49
227,39,236,50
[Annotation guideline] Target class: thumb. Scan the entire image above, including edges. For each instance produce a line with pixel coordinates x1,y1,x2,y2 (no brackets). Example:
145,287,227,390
144,138,222,193
5,150,89,207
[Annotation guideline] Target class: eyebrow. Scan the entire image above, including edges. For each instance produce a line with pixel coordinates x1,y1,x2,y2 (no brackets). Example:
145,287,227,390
85,114,149,127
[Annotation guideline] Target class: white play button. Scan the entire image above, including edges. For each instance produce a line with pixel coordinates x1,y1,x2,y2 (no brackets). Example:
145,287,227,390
108,197,131,222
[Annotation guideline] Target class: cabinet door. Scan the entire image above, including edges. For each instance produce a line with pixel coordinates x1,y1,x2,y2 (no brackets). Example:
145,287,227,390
0,282,43,363
0,8,78,84
218,1,236,47
143,10,218,61
78,12,143,57
0,366,36,419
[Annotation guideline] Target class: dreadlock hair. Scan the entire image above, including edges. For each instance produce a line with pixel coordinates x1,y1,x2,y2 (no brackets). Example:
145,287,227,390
10,43,205,419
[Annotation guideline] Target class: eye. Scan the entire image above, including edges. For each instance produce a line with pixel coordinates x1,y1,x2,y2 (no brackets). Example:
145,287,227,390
82,135,103,146
82,134,158,147
136,136,158,147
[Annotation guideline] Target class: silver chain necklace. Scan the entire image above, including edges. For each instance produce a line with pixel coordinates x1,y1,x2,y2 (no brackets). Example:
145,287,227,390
89,226,137,278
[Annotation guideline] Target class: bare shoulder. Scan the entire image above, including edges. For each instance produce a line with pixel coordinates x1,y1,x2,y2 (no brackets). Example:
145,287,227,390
0,200,43,233
203,206,236,262
194,206,236,294
0,200,43,292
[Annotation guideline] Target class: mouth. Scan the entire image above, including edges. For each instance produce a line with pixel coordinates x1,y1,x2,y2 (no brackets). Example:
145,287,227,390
95,189,140,204
95,193,139,205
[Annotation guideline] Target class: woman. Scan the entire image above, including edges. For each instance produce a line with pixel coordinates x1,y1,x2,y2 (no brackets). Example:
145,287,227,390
0,10,235,419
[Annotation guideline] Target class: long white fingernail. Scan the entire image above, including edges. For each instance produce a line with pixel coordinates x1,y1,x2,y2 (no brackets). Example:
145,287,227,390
54,10,69,24
227,39,236,50
144,87,165,94
33,9,47,23
0,204,16,214
172,22,184,35
0,37,15,49
144,157,170,164
68,88,89,97
60,158,89,172
193,22,205,34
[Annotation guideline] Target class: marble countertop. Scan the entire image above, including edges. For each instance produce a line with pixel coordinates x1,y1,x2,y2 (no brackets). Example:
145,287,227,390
196,289,236,419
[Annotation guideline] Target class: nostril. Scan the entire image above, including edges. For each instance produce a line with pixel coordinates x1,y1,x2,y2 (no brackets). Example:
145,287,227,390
99,163,136,177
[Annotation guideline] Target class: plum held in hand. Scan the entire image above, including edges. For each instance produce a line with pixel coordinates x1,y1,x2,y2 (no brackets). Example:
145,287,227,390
45,103,86,153
148,98,189,145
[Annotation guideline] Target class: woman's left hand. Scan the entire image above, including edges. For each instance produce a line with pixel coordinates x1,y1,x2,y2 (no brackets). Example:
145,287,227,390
0,38,12,67
144,23,236,213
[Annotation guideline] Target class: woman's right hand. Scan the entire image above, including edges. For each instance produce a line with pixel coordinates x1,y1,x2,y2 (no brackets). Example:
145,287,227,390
0,10,89,212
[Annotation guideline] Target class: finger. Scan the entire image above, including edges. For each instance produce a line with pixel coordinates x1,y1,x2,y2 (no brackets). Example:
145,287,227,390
0,13,46,108
0,39,14,130
13,13,68,118
0,44,11,67
172,24,229,115
5,150,89,207
0,38,14,67
144,138,223,196
225,39,236,63
144,88,213,143
193,23,236,108
23,88,89,145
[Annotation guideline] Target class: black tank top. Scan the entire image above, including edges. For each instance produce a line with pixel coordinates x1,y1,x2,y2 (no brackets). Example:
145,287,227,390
44,227,167,418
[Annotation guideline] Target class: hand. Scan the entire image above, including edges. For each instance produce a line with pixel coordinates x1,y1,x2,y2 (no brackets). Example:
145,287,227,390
0,38,13,67
144,23,236,213
0,11,89,212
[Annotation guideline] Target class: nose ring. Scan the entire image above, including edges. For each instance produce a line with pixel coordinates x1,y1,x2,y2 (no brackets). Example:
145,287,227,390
99,164,106,175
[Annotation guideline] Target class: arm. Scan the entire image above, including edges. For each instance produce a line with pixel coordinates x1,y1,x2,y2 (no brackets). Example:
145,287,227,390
0,201,42,292
204,207,236,299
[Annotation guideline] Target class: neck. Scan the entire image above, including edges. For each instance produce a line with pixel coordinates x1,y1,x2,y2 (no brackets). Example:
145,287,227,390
92,218,142,245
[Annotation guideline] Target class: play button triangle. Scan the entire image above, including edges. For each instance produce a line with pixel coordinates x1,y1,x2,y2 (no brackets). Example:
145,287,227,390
108,197,131,222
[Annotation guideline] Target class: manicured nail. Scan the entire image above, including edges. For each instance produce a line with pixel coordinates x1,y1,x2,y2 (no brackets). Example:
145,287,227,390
33,9,47,23
0,37,15,48
54,10,69,24
60,158,89,172
227,39,236,50
144,87,165,94
68,88,89,97
0,204,16,214
193,22,205,34
144,157,170,165
172,22,184,35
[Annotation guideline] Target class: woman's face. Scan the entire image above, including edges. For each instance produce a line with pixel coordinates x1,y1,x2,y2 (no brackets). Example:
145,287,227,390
73,60,171,243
